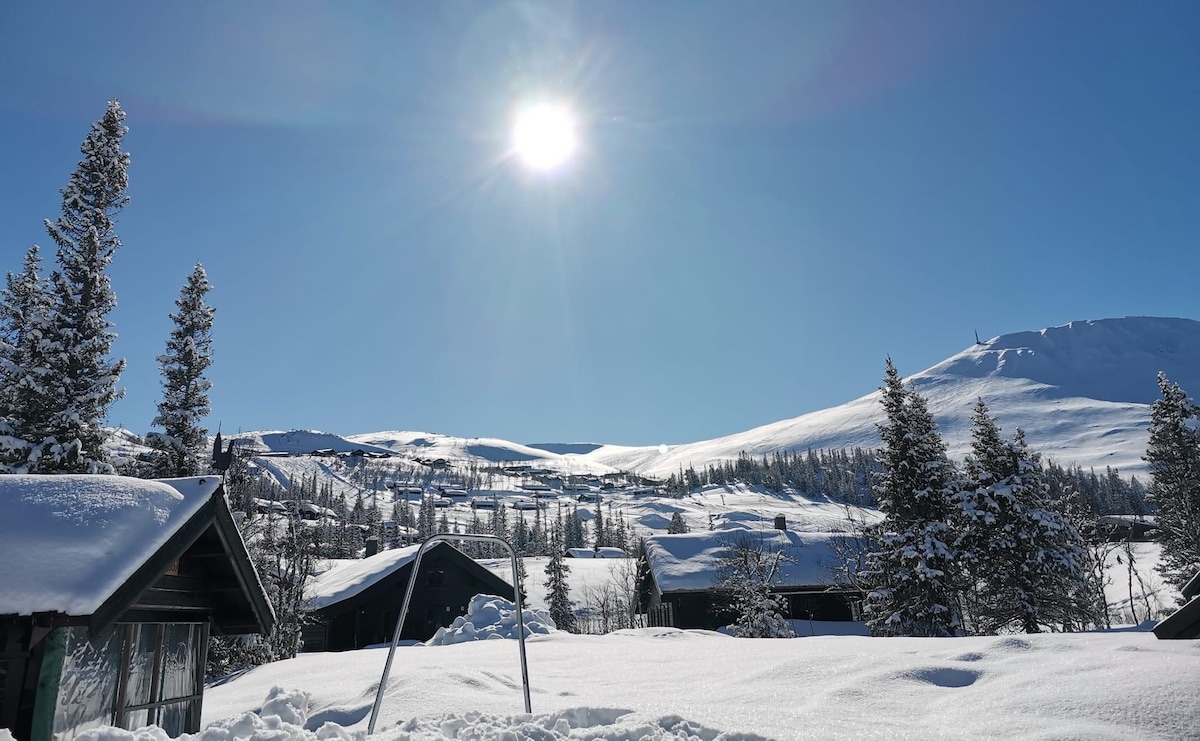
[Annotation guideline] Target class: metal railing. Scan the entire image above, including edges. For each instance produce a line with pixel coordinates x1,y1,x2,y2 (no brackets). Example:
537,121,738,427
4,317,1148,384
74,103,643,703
367,533,532,734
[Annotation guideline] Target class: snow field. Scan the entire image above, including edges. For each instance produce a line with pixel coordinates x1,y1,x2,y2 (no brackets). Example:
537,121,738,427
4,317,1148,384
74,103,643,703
197,629,1200,740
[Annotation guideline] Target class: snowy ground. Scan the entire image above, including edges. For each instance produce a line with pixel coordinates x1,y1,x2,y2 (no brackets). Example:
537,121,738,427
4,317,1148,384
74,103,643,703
192,626,1199,741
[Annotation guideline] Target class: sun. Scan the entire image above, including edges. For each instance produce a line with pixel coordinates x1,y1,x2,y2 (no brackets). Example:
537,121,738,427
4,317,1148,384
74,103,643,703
512,103,577,170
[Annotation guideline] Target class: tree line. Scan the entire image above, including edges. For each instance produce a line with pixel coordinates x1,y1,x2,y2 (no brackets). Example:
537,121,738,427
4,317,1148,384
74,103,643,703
662,446,1148,517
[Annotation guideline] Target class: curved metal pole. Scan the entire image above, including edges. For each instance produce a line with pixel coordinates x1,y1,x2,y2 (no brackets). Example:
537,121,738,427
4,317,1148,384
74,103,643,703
367,533,531,734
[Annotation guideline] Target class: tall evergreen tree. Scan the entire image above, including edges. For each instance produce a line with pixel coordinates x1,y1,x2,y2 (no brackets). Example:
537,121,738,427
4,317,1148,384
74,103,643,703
954,401,1087,633
0,246,56,472
149,263,214,476
544,527,575,632
565,506,585,550
37,100,131,472
593,503,606,550
1144,373,1200,595
861,358,962,637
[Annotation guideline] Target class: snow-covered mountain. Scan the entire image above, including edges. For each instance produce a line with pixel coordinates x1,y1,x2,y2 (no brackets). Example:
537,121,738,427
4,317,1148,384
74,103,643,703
212,317,1197,483
579,317,1200,477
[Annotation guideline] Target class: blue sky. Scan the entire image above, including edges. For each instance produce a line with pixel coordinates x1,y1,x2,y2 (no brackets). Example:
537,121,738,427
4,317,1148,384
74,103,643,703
1,1,1197,446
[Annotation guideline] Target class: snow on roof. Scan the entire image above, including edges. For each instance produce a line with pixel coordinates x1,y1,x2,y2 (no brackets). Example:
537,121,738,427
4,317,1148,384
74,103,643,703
306,545,423,611
566,547,628,559
0,475,220,617
644,526,852,593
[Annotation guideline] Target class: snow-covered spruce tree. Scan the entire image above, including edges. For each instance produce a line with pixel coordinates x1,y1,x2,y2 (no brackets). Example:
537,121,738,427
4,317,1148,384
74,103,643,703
953,401,1087,633
565,506,586,549
667,511,689,534
860,358,962,637
36,100,131,472
716,533,794,638
1144,373,1200,596
593,503,606,549
544,529,575,632
0,246,57,472
148,263,214,477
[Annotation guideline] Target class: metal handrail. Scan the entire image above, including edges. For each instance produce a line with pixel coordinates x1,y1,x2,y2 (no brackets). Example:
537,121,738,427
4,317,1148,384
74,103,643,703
367,533,531,734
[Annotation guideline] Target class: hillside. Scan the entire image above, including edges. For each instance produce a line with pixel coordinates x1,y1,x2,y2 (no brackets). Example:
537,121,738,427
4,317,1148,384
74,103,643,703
579,317,1200,477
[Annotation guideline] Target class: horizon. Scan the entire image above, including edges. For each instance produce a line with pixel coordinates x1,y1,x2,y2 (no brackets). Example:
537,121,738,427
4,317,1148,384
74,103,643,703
2,2,1198,446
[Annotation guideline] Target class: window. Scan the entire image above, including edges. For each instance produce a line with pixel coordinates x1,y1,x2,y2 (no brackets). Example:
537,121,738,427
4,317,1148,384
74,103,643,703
52,627,122,741
114,624,205,736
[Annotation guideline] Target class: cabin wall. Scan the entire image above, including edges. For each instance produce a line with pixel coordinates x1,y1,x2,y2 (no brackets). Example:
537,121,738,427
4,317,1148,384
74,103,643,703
0,621,47,741
658,590,861,630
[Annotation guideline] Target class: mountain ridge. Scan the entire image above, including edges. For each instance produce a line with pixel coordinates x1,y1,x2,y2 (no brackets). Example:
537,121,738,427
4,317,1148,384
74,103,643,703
227,317,1199,479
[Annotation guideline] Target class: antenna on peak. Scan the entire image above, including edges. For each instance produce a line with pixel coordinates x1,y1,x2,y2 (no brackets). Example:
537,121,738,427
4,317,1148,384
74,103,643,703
974,329,983,345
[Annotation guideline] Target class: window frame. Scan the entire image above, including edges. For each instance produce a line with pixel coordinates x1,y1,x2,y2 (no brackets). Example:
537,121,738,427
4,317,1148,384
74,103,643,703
112,622,208,734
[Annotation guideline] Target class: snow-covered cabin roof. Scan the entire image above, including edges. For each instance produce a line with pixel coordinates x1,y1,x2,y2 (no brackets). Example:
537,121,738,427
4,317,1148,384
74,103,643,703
643,526,855,593
306,545,424,611
566,547,629,559
306,543,517,613
0,475,221,617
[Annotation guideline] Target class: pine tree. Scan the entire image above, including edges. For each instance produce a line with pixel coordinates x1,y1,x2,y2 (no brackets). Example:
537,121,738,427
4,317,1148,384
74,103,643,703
954,401,1087,633
861,358,962,637
593,503,606,550
35,100,131,472
544,527,575,632
667,511,689,534
716,534,794,638
148,263,214,477
1144,373,1200,596
565,506,585,550
0,246,56,472
417,493,436,540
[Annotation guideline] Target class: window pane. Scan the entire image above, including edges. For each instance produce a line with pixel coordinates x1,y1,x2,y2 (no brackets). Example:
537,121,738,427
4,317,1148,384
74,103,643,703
52,627,121,741
124,625,158,707
158,700,193,737
158,624,198,701
124,708,150,730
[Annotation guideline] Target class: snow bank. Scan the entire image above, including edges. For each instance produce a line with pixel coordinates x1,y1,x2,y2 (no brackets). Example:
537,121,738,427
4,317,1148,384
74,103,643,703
389,707,765,740
74,687,361,741
67,689,756,741
427,595,555,645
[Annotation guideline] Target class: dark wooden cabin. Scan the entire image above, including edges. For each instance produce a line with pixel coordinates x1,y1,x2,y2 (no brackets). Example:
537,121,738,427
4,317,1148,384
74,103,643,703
0,475,273,741
301,541,514,651
641,523,864,632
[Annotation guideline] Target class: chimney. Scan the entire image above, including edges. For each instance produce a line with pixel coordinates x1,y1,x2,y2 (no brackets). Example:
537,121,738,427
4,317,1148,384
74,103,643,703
773,515,787,531
365,536,380,558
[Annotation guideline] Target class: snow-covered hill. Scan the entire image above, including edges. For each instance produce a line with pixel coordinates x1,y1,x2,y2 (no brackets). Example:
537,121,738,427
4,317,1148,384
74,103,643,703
578,317,1200,477
184,317,1196,510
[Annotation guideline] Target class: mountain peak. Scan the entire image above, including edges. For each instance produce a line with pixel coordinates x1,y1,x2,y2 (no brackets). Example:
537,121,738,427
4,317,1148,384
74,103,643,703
920,316,1200,405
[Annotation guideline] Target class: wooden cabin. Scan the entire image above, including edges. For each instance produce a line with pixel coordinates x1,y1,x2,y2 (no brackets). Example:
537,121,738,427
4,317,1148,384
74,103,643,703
641,525,863,631
301,542,513,652
0,475,273,741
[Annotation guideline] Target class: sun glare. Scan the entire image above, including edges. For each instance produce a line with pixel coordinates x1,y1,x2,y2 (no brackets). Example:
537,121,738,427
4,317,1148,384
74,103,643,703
512,104,576,170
